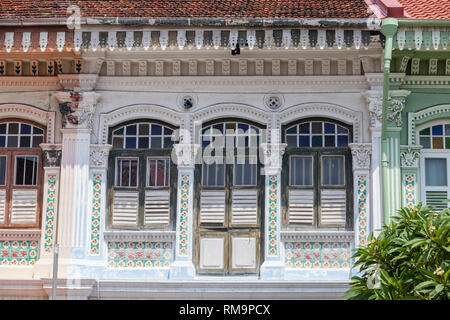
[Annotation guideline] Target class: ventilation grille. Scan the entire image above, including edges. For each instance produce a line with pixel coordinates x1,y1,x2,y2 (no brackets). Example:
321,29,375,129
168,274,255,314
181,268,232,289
112,190,138,226
288,189,314,224
426,191,448,210
10,189,37,224
231,189,258,225
320,189,346,225
144,190,170,225
200,190,225,225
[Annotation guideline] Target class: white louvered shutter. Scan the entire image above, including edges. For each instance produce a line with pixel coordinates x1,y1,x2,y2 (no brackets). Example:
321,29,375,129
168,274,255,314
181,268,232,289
10,189,37,224
320,189,346,225
144,189,170,225
288,189,314,224
231,189,258,225
112,190,138,226
0,190,6,224
200,190,226,225
426,191,448,211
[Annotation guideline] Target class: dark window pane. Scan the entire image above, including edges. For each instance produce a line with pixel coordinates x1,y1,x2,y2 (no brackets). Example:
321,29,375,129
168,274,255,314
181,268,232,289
432,137,444,149
113,137,123,148
445,124,450,136
312,122,322,134
237,123,248,132
299,136,310,147
7,136,18,147
290,157,313,186
202,162,224,186
0,157,6,185
151,137,162,148
298,123,310,134
0,136,5,147
234,158,256,186
15,156,24,184
20,136,31,148
148,159,156,186
0,124,6,134
420,136,431,149
24,157,37,185
420,127,430,135
432,125,443,136
337,135,349,147
202,139,210,148
113,127,124,136
138,137,149,148
130,160,138,187
164,137,173,148
425,158,447,186
139,123,149,135
156,160,165,186
164,127,173,136
8,123,19,134
225,123,235,131
120,160,130,187
125,137,136,148
20,124,31,134
446,137,450,149
322,156,345,186
286,126,297,134
312,135,322,147
151,124,162,135
32,136,43,148
324,123,335,134
32,127,43,135
324,135,335,147
337,126,348,134
126,125,137,135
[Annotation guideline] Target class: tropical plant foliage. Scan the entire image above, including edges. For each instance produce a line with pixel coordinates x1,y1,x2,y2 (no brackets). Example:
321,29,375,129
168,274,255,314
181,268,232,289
346,203,449,300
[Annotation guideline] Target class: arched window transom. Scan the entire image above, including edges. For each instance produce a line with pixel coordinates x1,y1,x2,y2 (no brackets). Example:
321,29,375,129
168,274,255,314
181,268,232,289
419,123,450,149
0,122,44,148
112,122,174,149
285,121,349,148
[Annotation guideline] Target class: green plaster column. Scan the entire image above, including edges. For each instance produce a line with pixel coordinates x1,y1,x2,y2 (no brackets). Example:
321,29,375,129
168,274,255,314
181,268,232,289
385,90,410,217
400,145,422,208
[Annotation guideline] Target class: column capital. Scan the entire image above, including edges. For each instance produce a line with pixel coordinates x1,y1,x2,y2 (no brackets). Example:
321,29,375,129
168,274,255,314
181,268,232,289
40,143,62,168
54,91,101,130
387,90,411,127
364,90,383,129
90,144,112,170
173,143,201,170
349,143,372,171
260,143,287,175
400,145,422,169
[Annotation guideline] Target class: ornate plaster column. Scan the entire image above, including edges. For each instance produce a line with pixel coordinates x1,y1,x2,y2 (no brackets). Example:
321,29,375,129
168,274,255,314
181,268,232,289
385,90,411,218
169,143,200,279
260,143,287,280
88,145,111,261
349,143,372,248
365,90,383,235
33,144,62,278
400,145,422,208
53,91,100,278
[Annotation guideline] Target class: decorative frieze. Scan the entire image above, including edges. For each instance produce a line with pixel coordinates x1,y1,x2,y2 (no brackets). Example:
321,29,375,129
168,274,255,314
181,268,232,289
0,240,39,266
43,174,57,254
255,59,264,75
90,174,102,255
357,175,369,246
90,144,112,169
349,143,372,171
107,241,173,268
396,29,450,51
272,59,280,76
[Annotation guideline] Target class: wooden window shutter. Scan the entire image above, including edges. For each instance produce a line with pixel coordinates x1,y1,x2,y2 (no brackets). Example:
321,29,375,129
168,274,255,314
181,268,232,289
144,189,170,226
112,190,139,226
320,189,346,225
288,189,314,224
10,189,38,224
231,189,258,226
200,190,226,225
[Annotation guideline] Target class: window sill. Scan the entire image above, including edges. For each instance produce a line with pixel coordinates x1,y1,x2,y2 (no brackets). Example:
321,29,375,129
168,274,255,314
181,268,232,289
0,229,41,240
280,230,354,242
104,230,176,242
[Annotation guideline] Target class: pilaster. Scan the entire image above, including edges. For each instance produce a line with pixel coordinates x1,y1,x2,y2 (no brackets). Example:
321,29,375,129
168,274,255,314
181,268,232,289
259,143,287,280
400,145,422,208
169,143,200,279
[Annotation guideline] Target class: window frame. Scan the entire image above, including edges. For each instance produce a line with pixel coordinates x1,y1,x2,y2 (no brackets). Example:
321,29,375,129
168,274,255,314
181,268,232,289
107,120,178,230
281,118,353,229
0,119,45,229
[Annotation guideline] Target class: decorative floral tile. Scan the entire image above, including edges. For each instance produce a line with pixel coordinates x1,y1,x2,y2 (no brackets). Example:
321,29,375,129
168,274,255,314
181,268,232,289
268,175,278,256
107,241,173,268
178,174,189,256
90,174,102,255
285,242,351,269
0,240,39,266
357,175,368,246
404,174,416,208
43,175,57,254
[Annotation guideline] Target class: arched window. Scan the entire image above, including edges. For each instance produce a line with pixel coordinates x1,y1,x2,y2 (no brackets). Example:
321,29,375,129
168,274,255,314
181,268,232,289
418,122,450,210
0,120,45,228
107,121,177,229
282,118,353,229
195,119,264,275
